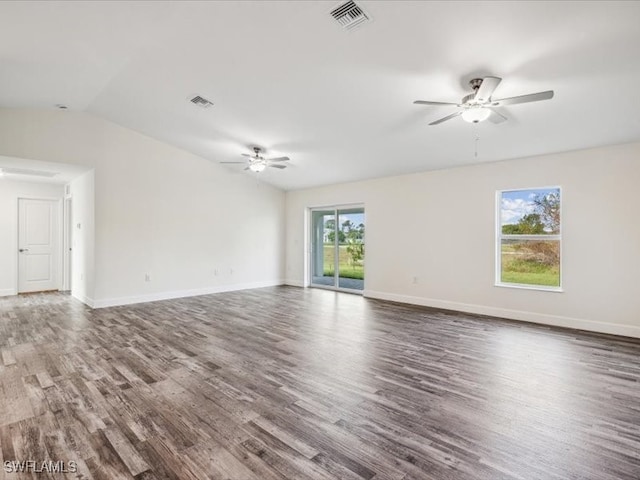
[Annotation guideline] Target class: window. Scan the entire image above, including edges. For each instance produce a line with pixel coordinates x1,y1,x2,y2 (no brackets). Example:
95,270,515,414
497,187,561,290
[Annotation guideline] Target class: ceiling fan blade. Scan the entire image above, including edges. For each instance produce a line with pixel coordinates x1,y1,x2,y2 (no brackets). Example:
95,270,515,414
220,161,246,164
488,108,507,124
474,76,502,102
269,164,287,169
266,156,290,162
414,100,460,107
429,111,462,126
491,90,554,107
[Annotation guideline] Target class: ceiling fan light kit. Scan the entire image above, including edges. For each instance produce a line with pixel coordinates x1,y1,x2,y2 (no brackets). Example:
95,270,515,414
461,106,491,124
249,162,267,173
414,76,554,126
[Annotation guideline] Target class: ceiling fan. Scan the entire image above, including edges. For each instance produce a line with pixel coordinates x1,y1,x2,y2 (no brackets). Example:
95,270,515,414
413,76,554,125
220,147,290,172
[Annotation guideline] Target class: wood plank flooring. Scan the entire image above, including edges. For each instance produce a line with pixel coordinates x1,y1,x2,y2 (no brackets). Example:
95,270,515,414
0,286,639,479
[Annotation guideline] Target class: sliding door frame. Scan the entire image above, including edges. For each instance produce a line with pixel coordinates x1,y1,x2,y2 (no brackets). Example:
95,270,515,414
308,203,365,294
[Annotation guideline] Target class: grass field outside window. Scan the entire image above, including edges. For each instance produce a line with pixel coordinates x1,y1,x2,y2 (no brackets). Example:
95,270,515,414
322,244,364,280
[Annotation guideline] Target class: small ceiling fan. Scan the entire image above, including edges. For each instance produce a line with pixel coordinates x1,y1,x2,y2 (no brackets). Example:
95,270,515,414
414,76,554,125
220,147,290,172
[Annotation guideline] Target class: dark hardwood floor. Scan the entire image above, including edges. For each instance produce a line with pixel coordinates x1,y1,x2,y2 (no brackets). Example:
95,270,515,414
1,286,639,480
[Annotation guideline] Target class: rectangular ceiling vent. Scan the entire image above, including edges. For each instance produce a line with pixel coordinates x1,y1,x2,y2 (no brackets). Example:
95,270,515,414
189,95,214,109
330,0,371,31
1,167,59,177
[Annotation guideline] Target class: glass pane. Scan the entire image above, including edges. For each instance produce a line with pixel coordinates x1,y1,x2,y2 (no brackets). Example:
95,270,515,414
337,208,365,291
501,188,560,235
501,239,560,287
311,211,335,287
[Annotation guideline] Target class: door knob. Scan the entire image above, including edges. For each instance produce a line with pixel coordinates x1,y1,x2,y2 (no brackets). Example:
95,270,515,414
19,248,29,253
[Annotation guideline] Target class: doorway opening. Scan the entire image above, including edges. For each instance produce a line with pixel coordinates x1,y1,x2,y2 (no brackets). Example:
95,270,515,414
310,205,365,292
0,156,92,302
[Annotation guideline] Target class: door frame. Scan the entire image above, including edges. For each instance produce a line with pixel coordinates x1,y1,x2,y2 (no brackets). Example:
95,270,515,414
62,195,73,291
16,196,64,294
307,203,365,294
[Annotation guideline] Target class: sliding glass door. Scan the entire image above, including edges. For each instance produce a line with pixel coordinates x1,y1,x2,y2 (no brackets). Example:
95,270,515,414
310,206,365,292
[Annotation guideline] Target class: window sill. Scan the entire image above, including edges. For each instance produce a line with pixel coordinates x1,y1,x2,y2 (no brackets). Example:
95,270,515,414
495,283,563,293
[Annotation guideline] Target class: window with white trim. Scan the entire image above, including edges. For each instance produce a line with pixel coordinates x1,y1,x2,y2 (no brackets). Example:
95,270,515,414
497,187,561,290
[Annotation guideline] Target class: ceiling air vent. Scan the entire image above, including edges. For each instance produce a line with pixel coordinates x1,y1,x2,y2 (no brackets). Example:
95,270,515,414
189,95,214,109
1,167,59,177
330,0,371,31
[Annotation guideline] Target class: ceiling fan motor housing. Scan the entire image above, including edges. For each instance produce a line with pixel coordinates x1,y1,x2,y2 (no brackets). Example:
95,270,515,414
463,78,486,105
469,78,484,91
462,93,476,105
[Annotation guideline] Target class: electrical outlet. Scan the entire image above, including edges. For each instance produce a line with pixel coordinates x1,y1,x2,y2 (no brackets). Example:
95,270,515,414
145,274,150,282
412,276,419,284
213,269,218,276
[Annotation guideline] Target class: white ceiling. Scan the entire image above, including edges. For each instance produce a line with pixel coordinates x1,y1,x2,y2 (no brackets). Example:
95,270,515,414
1,1,639,190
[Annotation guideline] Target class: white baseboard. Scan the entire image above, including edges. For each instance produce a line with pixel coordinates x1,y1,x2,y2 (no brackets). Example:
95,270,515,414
72,291,95,308
364,290,640,339
92,279,286,309
284,279,305,288
0,288,17,297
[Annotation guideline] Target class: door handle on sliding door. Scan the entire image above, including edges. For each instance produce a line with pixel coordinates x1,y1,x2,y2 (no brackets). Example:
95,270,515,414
19,248,29,253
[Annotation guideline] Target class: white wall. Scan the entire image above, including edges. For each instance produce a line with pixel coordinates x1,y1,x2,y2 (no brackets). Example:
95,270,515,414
286,142,640,338
69,170,95,304
0,179,64,296
0,109,286,307
3,108,637,338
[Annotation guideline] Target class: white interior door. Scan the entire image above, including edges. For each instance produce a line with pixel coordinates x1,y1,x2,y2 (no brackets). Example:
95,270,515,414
18,198,60,293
